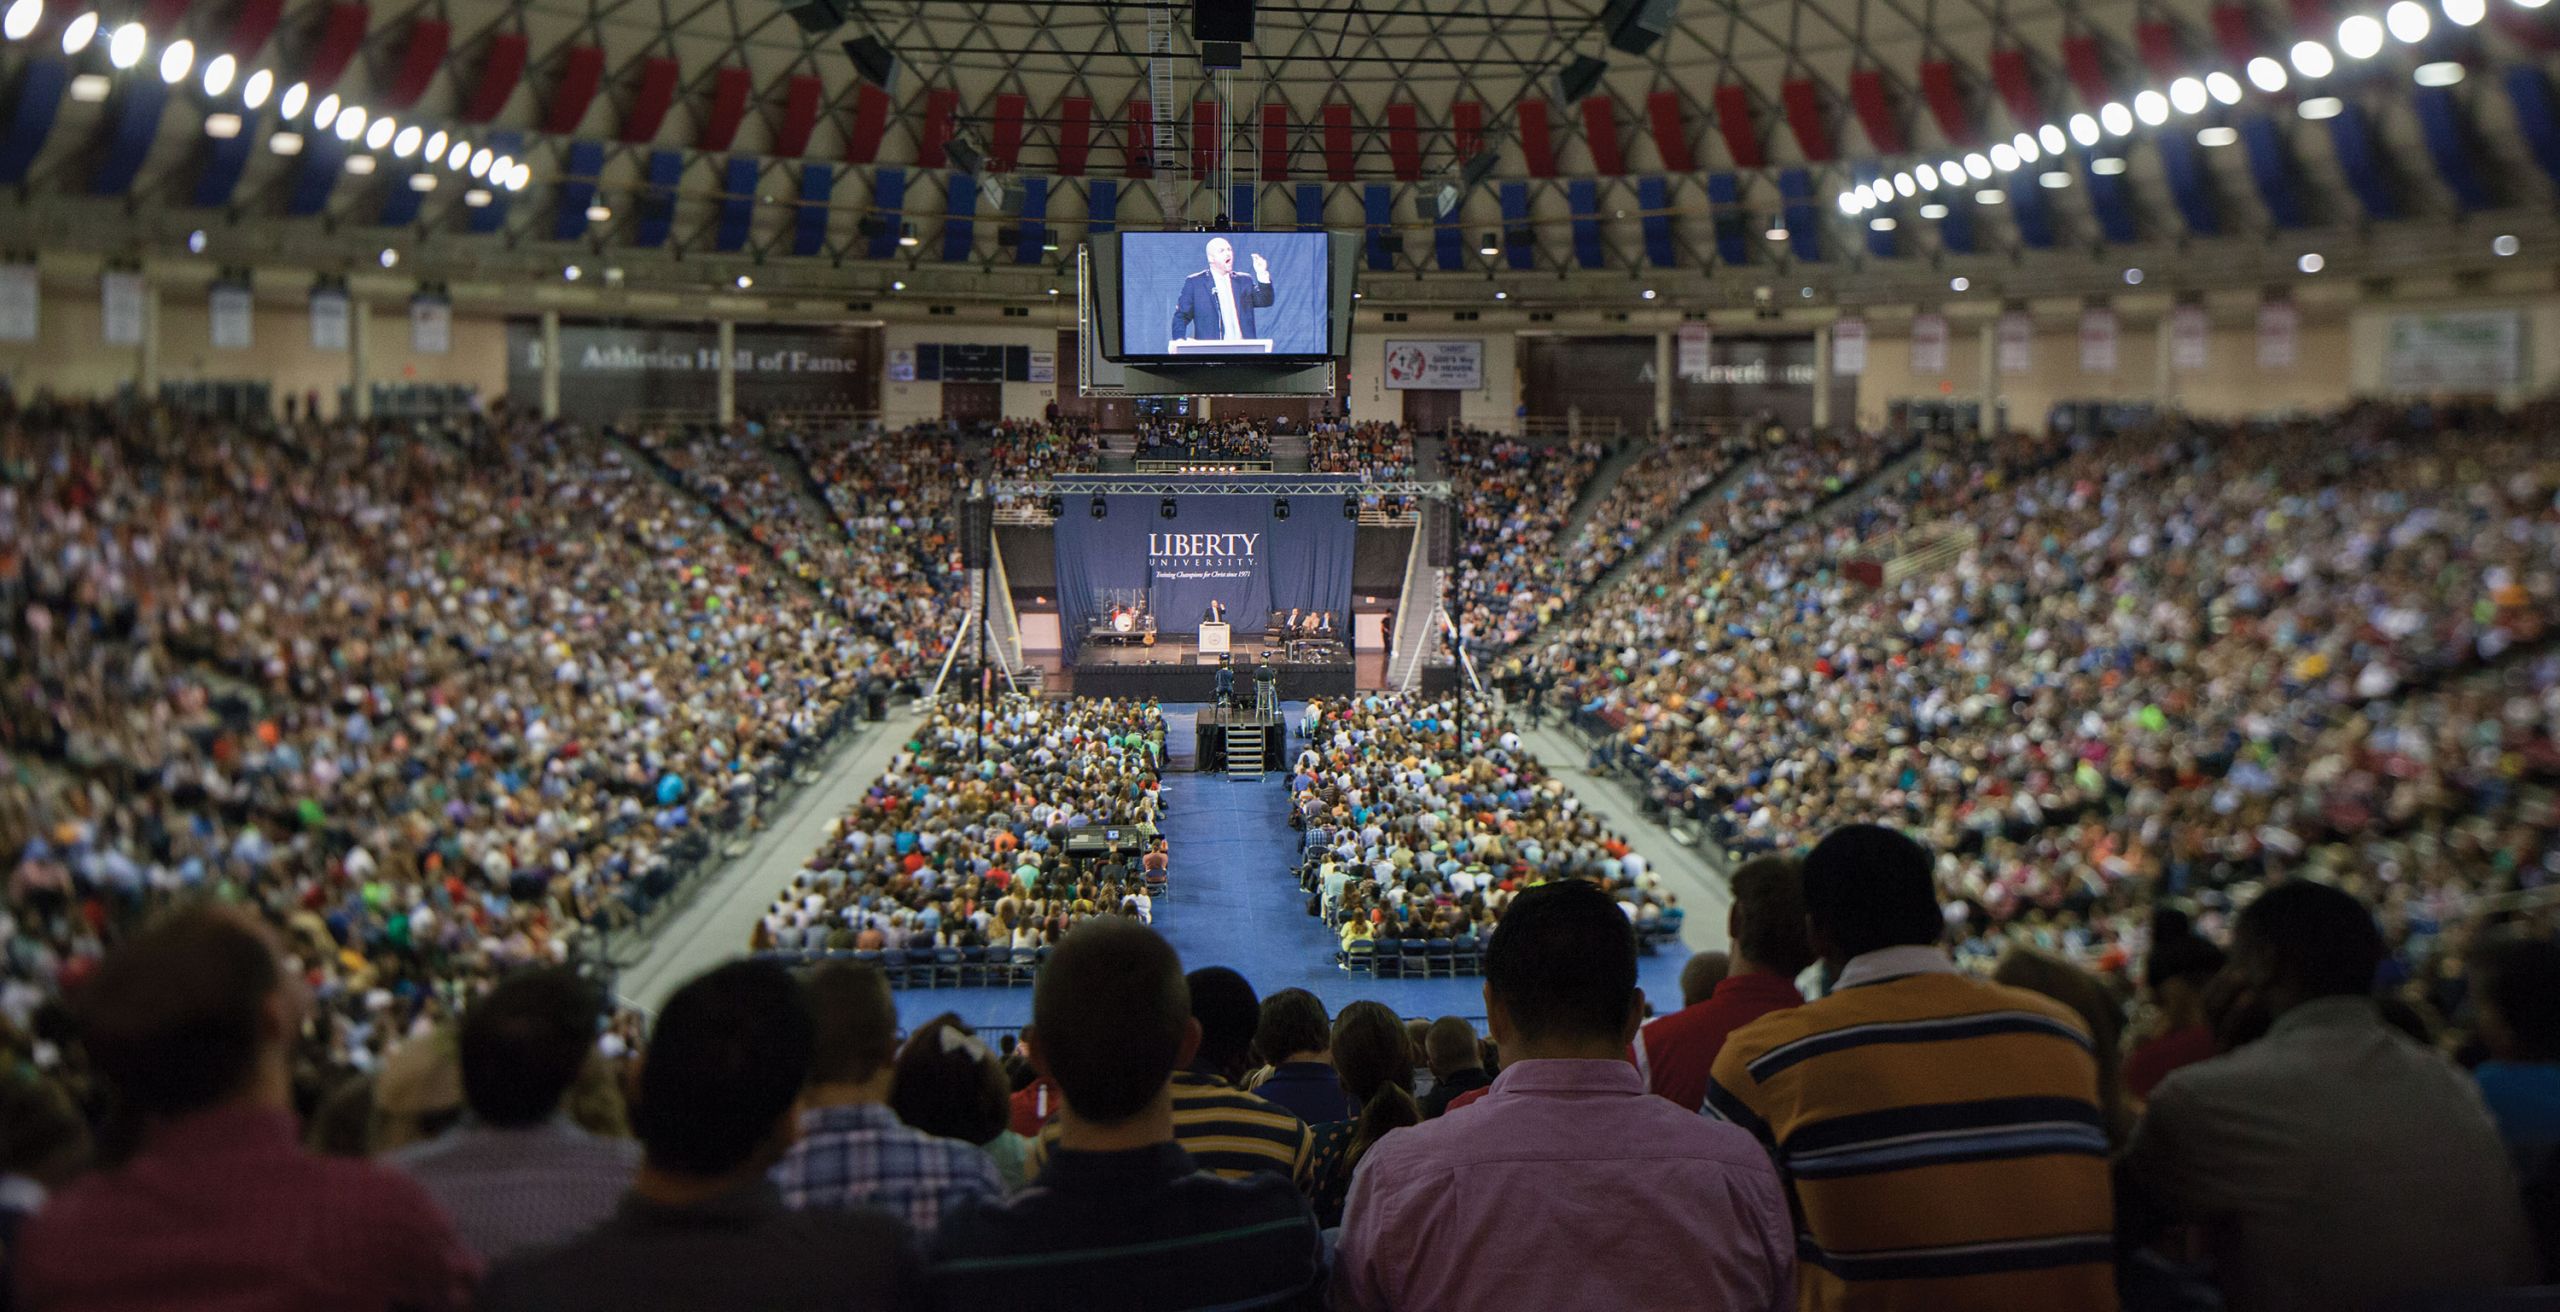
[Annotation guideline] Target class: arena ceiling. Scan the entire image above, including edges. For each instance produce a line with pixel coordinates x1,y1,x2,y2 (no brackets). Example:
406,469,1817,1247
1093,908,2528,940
1,0,2558,306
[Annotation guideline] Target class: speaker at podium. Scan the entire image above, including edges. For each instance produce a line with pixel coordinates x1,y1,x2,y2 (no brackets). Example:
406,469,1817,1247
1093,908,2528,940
1167,339,1276,356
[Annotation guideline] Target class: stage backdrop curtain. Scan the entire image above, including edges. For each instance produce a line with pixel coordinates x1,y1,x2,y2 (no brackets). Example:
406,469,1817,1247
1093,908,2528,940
1051,482,1358,661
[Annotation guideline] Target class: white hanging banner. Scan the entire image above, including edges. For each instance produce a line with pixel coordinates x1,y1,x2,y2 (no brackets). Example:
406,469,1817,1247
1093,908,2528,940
209,285,254,350
1027,349,1056,383
887,347,917,382
1676,323,1712,380
310,289,351,352
100,271,146,347
410,297,452,355
2078,308,2118,374
0,265,37,342
2170,304,2211,371
1831,318,1868,375
1997,312,2034,375
2256,300,2299,369
1909,312,1949,373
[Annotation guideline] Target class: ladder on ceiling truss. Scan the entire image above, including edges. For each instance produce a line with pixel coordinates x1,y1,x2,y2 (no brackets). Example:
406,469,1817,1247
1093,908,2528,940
1147,8,1182,220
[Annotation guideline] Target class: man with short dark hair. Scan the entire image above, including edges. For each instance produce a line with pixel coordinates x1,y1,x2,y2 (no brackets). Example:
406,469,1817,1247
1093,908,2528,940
1333,880,1793,1311
480,961,914,1312
1251,988,1351,1124
2124,881,2535,1311
930,920,1322,1310
1635,856,1811,1113
1415,1016,1490,1119
2123,918,2227,1101
1678,951,1732,1008
774,962,1003,1232
1709,825,2117,1310
392,966,640,1263
18,906,480,1311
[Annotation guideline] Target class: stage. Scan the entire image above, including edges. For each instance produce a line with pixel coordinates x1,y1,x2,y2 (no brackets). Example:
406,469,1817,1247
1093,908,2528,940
1068,655,1357,702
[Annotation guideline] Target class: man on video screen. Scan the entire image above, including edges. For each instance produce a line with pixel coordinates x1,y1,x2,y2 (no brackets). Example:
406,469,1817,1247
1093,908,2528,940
1169,237,1275,343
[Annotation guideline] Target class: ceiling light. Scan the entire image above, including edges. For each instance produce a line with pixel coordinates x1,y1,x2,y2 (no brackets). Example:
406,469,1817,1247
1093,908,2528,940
1916,162,1941,189
1837,192,1859,216
1941,157,1965,185
1869,216,1897,231
343,153,374,174
2339,14,2386,57
2101,102,2134,135
312,94,339,131
563,264,582,281
67,71,108,101
1478,238,1498,256
60,10,95,54
1766,225,1789,240
446,141,469,170
241,68,273,109
1919,202,1949,218
1801,286,1815,298
2134,91,2170,125
2298,95,2345,119
2207,72,2244,104
898,231,920,248
107,20,144,69
2442,0,2486,25
422,129,446,160
2297,252,2325,273
463,188,491,207
1494,289,1507,299
268,131,302,155
507,162,531,190
185,229,205,253
1950,276,1970,292
469,148,492,179
2039,170,2072,187
2248,56,2290,92
1893,171,1915,196
201,53,235,96
157,38,193,84
0,0,34,39
2039,124,2067,154
2291,41,2335,78
586,203,611,222
490,153,512,181
1976,188,2006,204
2413,61,2466,85
2011,132,2039,163
2198,125,2240,146
1990,142,2021,171
334,107,365,142
378,248,397,268
279,80,306,119
2170,78,2208,115
408,173,437,192
2387,0,2432,40
1640,287,1658,299
364,116,395,151
1855,182,1876,207
203,112,241,139
2092,156,2129,175
2492,233,2519,256
2069,113,2101,146
1964,152,1993,179
891,279,906,291
2522,0,2551,11
2124,267,2144,285
392,125,421,158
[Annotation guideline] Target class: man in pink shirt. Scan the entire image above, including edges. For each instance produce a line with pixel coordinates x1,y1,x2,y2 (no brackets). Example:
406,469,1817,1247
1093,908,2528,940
1330,880,1795,1312
19,906,480,1312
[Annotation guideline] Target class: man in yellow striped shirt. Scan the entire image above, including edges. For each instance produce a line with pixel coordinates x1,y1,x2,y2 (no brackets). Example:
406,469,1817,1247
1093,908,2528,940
1708,825,2118,1311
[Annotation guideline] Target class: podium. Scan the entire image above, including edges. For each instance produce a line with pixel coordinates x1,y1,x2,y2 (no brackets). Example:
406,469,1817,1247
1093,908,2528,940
1198,622,1231,655
1168,339,1275,356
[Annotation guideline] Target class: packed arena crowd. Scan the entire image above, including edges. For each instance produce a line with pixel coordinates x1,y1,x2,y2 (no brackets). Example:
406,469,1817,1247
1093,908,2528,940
1287,693,1680,954
982,419,1100,478
1133,416,1274,465
753,694,1169,956
1306,420,1416,480
1441,432,1609,651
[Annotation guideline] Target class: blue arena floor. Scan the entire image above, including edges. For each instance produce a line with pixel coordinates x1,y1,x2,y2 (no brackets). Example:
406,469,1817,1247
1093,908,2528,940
895,704,1691,1034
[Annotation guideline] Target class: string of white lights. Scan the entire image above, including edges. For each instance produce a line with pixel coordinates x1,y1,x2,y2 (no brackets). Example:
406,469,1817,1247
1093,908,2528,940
0,0,535,202
1835,0,2534,217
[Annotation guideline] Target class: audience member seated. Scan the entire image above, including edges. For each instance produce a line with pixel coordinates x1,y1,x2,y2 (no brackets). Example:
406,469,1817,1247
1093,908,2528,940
1415,1016,1490,1118
17,906,480,1311
774,962,1003,1233
891,1013,1039,1193
1249,988,1355,1125
391,967,640,1264
1633,855,1811,1113
926,919,1323,1310
2122,881,2537,1311
1170,967,1314,1182
2123,912,2228,1102
1333,880,1795,1312
1709,826,2117,1309
1301,1000,1420,1226
480,960,915,1312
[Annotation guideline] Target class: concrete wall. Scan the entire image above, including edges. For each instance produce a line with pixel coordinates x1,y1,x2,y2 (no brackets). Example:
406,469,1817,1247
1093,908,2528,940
0,288,511,410
878,322,1066,426
1341,328,1517,428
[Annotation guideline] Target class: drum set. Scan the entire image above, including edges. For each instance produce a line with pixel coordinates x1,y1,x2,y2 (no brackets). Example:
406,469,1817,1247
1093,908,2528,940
1089,589,1158,647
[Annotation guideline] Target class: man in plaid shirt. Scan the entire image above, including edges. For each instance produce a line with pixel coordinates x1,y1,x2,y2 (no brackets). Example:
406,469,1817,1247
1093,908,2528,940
774,962,1003,1233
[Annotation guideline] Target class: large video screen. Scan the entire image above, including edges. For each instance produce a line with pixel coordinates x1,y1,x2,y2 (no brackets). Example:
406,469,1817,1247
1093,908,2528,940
1116,231,1333,359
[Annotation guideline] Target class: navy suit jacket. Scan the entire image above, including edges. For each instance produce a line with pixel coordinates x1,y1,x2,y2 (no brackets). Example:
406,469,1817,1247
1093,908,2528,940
1169,269,1275,342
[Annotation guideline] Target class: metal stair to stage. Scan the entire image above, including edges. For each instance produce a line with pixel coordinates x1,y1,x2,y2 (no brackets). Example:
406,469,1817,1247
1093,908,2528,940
1224,721,1268,779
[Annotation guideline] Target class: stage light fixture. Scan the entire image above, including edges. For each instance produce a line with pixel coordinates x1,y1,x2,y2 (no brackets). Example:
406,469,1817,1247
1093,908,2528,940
842,34,900,91
1091,496,1107,519
1342,497,1358,520
1559,54,1606,102
1159,497,1177,520
1275,497,1290,520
